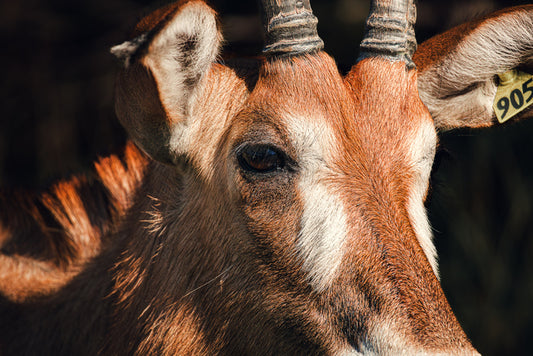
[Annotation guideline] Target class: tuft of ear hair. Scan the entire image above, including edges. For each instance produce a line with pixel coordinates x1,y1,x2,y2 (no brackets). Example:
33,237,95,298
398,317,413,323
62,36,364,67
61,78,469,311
111,34,148,68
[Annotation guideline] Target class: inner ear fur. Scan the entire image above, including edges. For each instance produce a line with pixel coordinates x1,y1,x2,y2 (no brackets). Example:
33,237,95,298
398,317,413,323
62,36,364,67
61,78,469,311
414,5,533,130
111,0,222,164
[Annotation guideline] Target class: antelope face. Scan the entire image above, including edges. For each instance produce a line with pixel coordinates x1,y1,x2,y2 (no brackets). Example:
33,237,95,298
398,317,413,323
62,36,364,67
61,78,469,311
223,54,457,354
112,0,477,354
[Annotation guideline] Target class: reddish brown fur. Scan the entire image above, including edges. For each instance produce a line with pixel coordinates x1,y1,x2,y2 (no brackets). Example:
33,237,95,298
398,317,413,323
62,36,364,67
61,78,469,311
414,6,532,72
133,0,191,36
342,59,470,350
1,1,530,355
212,53,473,353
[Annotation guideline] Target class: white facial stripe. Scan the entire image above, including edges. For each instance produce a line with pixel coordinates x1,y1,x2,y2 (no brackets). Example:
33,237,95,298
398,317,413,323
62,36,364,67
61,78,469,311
336,321,476,355
298,181,348,292
287,118,348,292
406,121,439,277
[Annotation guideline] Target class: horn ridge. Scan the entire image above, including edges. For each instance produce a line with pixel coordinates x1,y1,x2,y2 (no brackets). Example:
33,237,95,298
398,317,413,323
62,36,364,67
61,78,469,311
259,0,324,56
358,0,417,68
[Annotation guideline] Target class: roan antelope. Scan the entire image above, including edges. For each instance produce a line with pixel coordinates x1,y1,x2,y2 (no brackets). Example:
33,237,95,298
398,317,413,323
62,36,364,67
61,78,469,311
1,0,532,354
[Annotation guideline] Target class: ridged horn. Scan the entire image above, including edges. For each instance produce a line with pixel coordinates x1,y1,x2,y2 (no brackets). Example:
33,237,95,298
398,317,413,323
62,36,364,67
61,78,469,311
259,0,324,56
358,0,417,68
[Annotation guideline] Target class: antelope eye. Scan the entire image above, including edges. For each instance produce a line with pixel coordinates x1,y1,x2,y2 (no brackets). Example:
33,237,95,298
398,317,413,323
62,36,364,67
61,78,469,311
237,144,286,173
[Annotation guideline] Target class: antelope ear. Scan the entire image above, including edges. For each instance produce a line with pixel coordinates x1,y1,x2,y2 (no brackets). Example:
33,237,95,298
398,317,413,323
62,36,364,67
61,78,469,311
111,1,221,164
414,6,533,130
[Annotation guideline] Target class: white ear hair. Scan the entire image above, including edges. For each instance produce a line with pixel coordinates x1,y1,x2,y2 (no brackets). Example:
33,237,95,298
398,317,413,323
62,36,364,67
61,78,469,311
143,2,222,121
111,1,222,164
415,6,533,130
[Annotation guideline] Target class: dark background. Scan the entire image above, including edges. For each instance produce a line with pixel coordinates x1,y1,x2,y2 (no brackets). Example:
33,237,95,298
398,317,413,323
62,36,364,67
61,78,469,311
1,0,532,354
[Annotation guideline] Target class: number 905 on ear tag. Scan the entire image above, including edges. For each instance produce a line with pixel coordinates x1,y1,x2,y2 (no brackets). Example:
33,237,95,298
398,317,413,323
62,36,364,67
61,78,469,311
493,69,533,123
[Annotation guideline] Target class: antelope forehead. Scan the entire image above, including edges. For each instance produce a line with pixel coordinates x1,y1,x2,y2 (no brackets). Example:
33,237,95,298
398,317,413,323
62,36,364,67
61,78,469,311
284,116,339,164
285,115,440,289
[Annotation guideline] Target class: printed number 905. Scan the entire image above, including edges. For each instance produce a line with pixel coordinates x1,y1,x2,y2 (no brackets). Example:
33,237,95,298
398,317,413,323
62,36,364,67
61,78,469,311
497,78,533,119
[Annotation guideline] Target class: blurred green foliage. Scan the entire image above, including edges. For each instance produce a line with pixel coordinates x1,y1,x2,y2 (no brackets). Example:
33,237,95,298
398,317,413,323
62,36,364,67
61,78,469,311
0,0,531,354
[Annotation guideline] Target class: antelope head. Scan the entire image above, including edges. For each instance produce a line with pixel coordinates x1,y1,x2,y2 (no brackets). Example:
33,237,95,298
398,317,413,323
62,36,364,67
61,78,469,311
110,0,533,354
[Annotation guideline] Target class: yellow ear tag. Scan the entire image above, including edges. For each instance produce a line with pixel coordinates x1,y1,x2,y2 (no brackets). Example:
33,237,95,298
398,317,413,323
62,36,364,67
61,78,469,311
493,69,533,123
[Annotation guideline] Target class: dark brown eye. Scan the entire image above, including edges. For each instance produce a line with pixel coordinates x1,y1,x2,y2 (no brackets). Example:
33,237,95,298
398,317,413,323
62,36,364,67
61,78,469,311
237,145,285,173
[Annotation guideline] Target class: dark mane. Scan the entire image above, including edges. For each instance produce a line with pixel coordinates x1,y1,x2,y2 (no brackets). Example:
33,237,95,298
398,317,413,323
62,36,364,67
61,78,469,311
0,142,149,301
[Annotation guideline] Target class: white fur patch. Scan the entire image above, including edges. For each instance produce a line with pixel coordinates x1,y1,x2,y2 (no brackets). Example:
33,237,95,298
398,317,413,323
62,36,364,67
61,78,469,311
406,121,439,277
335,326,414,356
288,119,348,292
336,320,480,355
298,181,348,292
142,1,222,159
